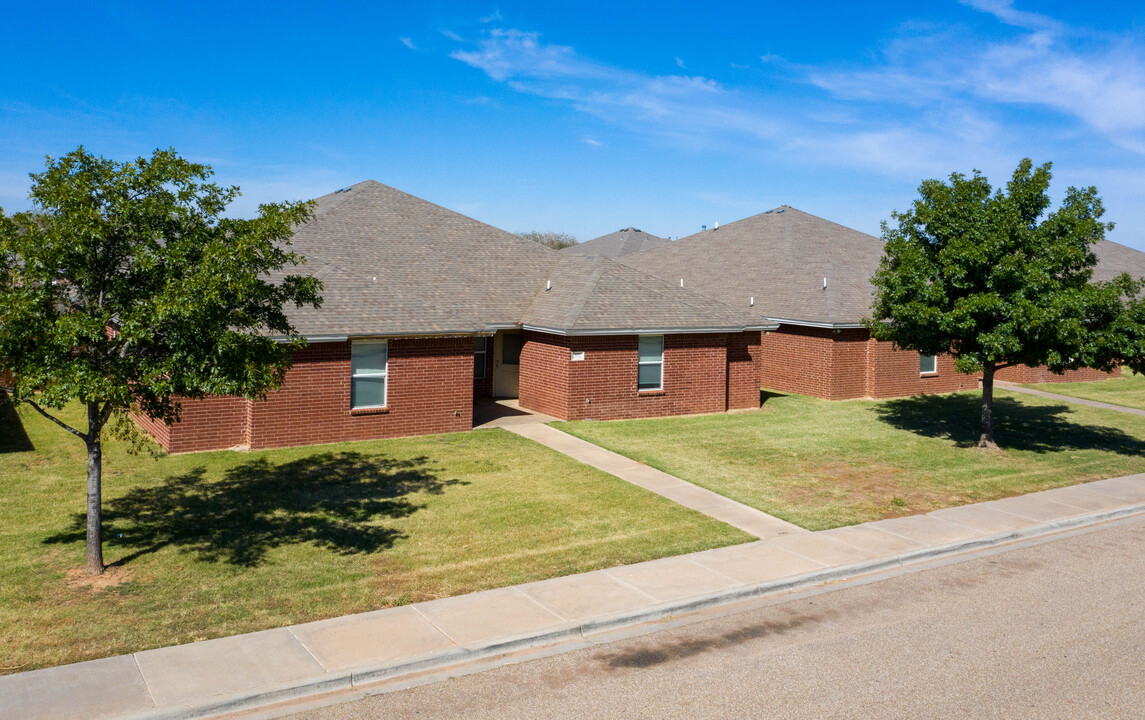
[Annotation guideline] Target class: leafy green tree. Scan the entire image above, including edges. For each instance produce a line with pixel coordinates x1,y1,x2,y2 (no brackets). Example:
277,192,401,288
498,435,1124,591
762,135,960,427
0,147,322,575
517,230,577,250
867,158,1145,450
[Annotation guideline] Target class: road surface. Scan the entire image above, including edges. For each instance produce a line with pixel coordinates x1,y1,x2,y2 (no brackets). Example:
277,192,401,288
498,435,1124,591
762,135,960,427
279,518,1145,719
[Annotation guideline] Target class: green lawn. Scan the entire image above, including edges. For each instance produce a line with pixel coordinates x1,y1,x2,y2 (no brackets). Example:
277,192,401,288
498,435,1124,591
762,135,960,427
553,389,1145,531
0,400,750,674
1020,371,1145,411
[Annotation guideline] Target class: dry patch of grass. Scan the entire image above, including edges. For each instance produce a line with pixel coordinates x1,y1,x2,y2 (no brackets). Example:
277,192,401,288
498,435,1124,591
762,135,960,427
554,389,1145,530
0,400,750,673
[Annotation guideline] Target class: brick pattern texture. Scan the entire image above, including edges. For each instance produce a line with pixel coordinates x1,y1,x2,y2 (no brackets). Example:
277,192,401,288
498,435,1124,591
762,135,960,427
761,325,1116,400
140,338,473,453
519,331,761,421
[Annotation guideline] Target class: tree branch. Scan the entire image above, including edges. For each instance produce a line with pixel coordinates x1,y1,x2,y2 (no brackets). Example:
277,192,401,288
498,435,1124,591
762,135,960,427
23,398,88,441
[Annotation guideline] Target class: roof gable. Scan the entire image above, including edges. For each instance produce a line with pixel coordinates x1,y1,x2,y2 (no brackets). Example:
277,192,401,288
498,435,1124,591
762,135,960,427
621,206,884,326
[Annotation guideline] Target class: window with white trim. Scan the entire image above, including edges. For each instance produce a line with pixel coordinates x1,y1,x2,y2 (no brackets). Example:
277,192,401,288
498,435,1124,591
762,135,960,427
638,335,664,391
920,354,937,375
351,340,388,408
474,337,487,379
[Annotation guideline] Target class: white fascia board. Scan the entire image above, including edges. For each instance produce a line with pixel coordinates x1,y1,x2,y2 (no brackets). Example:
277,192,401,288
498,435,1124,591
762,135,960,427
766,318,867,330
522,324,757,336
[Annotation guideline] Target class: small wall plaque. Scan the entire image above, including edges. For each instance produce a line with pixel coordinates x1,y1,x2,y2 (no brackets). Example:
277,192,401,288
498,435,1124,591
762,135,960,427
571,351,586,362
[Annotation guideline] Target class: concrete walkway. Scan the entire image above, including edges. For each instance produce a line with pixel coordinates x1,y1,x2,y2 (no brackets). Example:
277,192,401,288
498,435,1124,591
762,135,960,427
506,422,806,540
5,474,1145,720
998,381,1145,417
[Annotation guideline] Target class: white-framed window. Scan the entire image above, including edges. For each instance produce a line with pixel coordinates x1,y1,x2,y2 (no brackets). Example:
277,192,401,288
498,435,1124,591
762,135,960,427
474,337,487,379
351,340,388,408
638,335,664,391
920,354,937,375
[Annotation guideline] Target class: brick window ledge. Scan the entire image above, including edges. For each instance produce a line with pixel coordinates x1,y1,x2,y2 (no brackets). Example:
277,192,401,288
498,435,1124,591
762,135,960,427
350,406,390,416
637,390,667,397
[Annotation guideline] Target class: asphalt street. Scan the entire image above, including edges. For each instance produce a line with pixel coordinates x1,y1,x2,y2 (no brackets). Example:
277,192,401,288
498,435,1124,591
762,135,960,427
280,518,1145,719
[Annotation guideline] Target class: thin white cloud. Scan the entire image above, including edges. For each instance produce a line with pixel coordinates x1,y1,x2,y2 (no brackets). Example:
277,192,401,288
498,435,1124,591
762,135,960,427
481,10,503,23
675,57,685,68
440,29,464,42
399,37,416,50
959,0,1060,32
581,137,602,147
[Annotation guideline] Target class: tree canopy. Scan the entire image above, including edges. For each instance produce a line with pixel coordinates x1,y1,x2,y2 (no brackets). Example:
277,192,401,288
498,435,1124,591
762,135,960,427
0,147,322,574
517,230,577,250
867,158,1145,449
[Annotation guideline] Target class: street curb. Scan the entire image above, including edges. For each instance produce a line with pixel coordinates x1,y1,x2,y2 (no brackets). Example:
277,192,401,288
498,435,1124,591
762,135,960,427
115,499,1145,720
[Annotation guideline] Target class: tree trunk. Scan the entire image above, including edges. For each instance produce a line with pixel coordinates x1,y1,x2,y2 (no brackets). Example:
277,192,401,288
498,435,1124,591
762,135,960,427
978,363,999,451
85,402,104,576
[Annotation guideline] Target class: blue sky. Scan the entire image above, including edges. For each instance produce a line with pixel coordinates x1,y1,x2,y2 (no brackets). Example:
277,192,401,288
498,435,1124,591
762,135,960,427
3,1,1145,248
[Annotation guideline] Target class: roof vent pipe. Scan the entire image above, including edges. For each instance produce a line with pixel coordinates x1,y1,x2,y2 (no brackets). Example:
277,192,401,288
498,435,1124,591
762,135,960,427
680,278,684,288
546,280,551,291
750,296,754,307
823,277,827,289
715,221,719,229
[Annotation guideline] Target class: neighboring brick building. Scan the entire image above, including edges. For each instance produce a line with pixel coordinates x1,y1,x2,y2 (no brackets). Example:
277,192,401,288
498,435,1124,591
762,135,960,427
622,205,1124,401
136,182,773,453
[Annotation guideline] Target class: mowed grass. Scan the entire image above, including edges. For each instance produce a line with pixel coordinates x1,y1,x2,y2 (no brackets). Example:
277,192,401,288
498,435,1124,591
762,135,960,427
1020,371,1145,411
553,389,1145,531
0,400,750,674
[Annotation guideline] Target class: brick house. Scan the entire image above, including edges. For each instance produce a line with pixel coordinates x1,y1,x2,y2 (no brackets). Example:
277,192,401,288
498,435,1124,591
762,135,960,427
138,181,773,453
620,205,1122,400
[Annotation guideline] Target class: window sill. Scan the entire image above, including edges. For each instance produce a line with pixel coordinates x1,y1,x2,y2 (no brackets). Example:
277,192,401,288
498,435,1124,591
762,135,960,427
920,372,939,378
351,406,390,416
637,390,667,397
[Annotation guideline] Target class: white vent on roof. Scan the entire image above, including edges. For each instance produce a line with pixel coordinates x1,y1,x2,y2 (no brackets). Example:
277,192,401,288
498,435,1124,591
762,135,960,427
546,280,551,291
680,278,684,288
823,277,827,289
750,296,754,307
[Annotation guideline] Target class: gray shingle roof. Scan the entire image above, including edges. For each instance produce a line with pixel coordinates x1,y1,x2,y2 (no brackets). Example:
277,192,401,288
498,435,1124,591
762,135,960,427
283,180,559,336
620,206,884,327
521,255,767,334
1093,239,1145,282
277,181,762,338
562,227,670,258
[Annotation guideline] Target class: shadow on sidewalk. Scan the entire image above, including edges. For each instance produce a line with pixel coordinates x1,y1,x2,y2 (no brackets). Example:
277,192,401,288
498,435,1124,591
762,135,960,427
43,451,465,567
875,394,1145,455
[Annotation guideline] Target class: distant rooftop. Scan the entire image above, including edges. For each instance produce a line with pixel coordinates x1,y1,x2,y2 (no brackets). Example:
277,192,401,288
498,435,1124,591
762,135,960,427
563,227,670,258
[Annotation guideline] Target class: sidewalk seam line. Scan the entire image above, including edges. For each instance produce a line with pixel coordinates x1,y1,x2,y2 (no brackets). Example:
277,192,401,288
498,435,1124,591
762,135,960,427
286,627,329,673
599,569,669,602
409,606,461,647
512,586,570,622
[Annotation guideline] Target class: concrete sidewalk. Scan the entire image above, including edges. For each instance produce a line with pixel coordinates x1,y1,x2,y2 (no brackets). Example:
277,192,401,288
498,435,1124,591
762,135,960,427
4,474,1145,720
506,422,806,539
998,381,1145,417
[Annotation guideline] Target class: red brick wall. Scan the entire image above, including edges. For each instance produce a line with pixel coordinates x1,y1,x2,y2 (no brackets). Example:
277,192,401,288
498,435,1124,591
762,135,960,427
518,331,571,419
995,365,1121,383
759,326,835,398
867,338,976,398
136,395,251,454
558,334,728,421
727,331,762,410
248,338,472,450
135,338,474,453
762,325,974,400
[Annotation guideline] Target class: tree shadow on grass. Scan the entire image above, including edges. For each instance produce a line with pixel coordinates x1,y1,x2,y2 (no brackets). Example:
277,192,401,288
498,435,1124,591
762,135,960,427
874,394,1145,455
0,391,34,453
43,451,465,567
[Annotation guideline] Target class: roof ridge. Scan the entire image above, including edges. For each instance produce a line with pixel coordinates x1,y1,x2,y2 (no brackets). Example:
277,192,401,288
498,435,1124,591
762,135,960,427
559,256,609,329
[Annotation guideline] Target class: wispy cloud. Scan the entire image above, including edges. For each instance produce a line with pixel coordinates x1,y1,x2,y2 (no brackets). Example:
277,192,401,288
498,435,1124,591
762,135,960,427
481,10,502,23
399,36,416,50
581,137,602,147
445,6,1145,183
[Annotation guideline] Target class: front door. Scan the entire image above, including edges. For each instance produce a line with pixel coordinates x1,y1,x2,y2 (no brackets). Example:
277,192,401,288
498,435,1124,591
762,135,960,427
493,331,521,398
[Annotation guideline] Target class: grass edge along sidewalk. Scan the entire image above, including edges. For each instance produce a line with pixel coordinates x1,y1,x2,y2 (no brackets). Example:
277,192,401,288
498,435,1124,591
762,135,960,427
1018,371,1145,412
3,473,1144,720
553,389,1145,530
0,400,750,675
